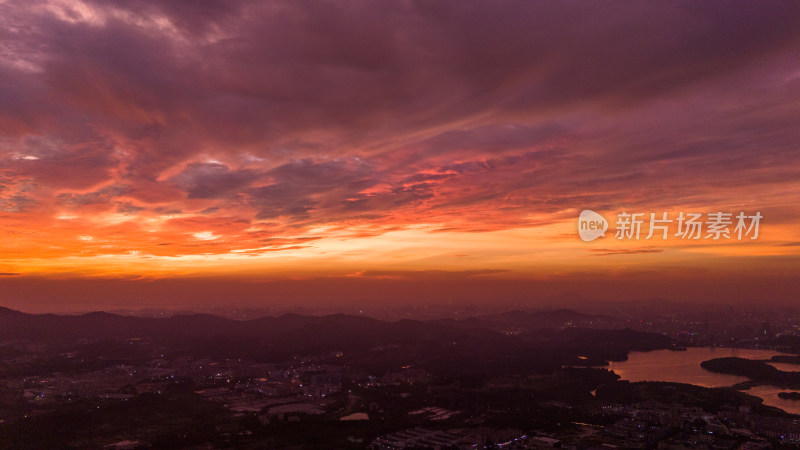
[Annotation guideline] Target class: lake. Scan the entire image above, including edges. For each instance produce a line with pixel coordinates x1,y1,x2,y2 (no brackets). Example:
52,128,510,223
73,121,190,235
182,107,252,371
605,347,800,415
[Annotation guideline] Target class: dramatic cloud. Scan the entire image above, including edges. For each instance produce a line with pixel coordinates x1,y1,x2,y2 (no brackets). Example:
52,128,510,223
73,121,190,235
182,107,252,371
0,0,798,299
170,162,260,199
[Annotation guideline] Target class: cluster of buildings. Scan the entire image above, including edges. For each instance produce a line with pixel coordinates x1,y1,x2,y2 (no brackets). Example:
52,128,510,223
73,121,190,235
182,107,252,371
3,336,800,448
5,352,347,428
563,401,792,448
371,427,531,449
369,399,799,449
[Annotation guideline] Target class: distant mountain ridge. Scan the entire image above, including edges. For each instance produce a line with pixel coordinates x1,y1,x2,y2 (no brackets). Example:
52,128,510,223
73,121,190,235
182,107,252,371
0,306,672,368
0,306,390,341
0,306,620,340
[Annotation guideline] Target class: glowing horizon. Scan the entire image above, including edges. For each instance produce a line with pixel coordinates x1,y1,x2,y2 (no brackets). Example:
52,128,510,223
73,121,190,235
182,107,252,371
0,0,799,309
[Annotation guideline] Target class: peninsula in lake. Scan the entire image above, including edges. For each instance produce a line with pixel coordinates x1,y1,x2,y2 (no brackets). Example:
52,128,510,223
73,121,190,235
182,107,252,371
701,357,800,389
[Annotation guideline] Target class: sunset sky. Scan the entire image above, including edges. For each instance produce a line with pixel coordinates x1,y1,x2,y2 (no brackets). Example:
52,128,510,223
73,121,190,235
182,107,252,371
1,1,799,311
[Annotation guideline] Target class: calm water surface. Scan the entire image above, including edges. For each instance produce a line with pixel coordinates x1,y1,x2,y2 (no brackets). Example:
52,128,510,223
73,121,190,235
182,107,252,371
606,347,800,415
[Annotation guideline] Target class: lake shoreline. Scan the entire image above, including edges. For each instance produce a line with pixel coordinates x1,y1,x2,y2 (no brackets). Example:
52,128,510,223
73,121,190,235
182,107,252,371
605,347,800,415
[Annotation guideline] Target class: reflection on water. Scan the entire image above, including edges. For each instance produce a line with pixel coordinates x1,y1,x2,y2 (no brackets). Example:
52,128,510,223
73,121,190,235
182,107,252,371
767,361,800,372
607,347,800,415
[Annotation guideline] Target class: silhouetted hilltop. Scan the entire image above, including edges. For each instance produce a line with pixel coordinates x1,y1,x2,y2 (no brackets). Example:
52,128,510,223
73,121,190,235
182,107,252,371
0,306,673,372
